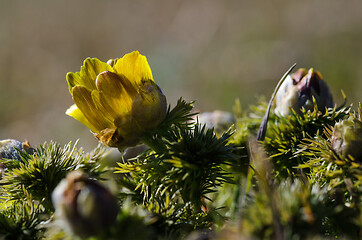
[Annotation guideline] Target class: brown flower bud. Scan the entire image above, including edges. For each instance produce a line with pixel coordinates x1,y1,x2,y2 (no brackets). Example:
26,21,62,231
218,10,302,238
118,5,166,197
52,171,119,237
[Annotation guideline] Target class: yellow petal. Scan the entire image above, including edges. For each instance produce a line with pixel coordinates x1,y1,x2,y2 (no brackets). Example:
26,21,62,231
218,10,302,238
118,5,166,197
67,58,113,94
92,90,132,121
66,104,99,133
113,51,153,87
72,86,114,132
96,71,124,97
93,71,135,120
95,71,136,98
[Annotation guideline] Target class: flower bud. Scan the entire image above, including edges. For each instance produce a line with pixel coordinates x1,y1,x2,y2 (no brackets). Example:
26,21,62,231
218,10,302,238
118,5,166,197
0,139,34,161
331,118,362,160
0,139,34,178
196,110,235,133
52,171,119,237
274,68,334,116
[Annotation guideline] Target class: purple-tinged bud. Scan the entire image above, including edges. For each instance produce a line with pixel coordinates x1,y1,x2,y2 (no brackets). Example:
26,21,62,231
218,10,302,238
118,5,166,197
274,68,334,116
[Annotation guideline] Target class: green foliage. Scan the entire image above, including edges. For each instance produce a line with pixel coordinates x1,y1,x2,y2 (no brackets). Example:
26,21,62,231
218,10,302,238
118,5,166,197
299,127,361,202
219,140,361,240
229,98,267,175
44,198,156,240
224,98,361,239
0,141,106,210
296,111,362,236
263,103,351,179
0,141,108,239
232,98,268,147
141,98,196,152
0,189,46,240
240,178,356,239
0,97,361,239
116,100,238,233
108,199,156,240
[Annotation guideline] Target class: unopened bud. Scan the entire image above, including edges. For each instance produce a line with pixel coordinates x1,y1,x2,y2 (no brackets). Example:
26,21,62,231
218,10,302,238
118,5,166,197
52,171,119,237
196,110,235,133
331,118,362,160
274,68,334,116
0,139,34,161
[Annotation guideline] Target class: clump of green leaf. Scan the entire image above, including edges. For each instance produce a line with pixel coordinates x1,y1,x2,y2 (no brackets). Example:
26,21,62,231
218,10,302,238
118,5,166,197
262,102,351,179
141,98,196,152
296,106,362,235
232,94,351,180
0,188,46,240
299,128,361,201
229,98,268,176
224,141,360,240
108,199,157,240
44,198,156,240
232,98,268,147
116,99,238,234
0,141,106,210
0,92,360,239
238,178,361,239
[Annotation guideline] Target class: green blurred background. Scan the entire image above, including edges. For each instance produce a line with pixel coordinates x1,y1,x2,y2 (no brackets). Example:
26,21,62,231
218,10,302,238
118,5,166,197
0,0,361,150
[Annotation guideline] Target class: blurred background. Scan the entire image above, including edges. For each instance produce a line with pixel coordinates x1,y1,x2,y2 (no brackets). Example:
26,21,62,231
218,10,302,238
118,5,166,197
0,0,361,150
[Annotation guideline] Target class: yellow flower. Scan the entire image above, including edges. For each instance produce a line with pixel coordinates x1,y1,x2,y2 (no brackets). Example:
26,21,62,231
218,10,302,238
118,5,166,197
66,51,167,149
